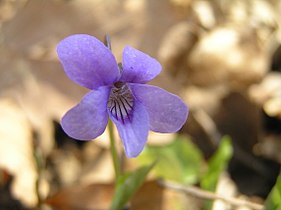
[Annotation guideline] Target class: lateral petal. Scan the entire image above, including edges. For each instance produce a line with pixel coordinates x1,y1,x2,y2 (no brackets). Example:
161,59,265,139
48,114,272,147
130,84,188,132
61,86,110,140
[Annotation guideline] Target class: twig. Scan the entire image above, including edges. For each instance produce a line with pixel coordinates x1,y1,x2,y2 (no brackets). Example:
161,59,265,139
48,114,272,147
158,180,263,210
193,109,221,146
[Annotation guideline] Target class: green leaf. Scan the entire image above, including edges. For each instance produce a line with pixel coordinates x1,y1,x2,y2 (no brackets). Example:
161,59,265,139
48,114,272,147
137,135,203,184
265,174,281,210
109,162,155,210
200,136,233,210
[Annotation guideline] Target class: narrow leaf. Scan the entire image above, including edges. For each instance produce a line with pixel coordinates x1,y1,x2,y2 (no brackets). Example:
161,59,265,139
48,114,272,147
109,162,155,210
264,174,281,210
200,136,233,210
138,136,203,184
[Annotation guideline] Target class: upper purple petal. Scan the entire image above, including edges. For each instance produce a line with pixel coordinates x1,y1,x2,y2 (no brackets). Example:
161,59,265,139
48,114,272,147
109,100,149,158
130,84,188,133
57,34,119,89
120,46,161,84
61,86,110,140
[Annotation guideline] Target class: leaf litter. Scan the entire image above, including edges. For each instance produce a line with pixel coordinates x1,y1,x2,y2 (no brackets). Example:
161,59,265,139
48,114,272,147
0,0,280,209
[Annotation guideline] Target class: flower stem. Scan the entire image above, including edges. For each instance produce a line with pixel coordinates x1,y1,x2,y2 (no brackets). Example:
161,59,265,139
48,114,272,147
108,119,121,179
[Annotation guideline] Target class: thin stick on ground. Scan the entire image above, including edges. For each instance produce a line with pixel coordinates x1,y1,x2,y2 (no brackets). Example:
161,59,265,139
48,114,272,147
158,180,263,210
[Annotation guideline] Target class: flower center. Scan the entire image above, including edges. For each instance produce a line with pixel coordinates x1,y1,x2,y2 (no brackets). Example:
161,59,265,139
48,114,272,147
107,82,134,123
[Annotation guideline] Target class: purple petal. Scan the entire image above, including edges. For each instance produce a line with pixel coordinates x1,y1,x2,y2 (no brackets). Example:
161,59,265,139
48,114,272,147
130,84,188,132
57,34,119,89
120,46,161,83
61,86,110,140
109,101,149,158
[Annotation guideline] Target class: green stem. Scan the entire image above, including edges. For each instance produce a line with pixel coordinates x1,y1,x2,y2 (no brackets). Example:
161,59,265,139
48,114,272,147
108,119,121,179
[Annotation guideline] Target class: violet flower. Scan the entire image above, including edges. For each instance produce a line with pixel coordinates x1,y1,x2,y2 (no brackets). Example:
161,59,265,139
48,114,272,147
57,34,188,158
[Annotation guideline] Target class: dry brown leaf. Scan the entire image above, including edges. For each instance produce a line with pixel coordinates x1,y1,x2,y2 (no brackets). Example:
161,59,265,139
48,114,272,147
131,180,165,210
192,0,216,29
0,57,55,155
46,180,194,210
2,0,183,59
46,183,115,210
80,144,114,184
188,26,269,89
249,72,281,119
264,97,281,118
182,85,228,114
131,180,195,210
0,0,27,25
158,21,199,83
254,135,281,164
0,98,37,207
170,0,192,13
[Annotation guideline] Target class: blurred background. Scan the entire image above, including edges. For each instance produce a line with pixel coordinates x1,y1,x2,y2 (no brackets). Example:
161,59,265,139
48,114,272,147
0,0,281,209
